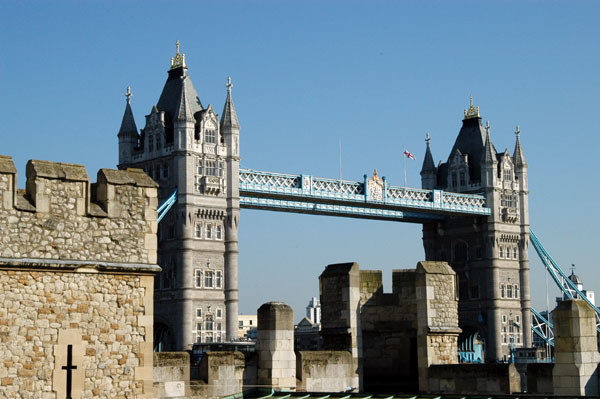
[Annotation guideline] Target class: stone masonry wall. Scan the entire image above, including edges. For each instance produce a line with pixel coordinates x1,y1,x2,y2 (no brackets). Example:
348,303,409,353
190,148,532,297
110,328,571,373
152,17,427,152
296,351,355,392
0,270,155,398
553,299,600,396
319,263,362,390
415,262,461,392
0,156,158,264
192,352,245,399
359,269,418,392
0,156,160,398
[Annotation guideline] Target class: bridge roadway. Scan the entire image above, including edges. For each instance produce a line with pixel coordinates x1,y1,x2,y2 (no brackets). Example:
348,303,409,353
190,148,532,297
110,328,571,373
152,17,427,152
238,169,491,223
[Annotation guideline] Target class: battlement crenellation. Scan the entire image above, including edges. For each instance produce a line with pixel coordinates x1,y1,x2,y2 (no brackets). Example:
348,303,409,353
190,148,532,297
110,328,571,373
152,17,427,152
0,155,159,265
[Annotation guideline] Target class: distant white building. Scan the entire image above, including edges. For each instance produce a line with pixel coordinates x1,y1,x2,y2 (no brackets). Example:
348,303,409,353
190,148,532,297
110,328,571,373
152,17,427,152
238,314,257,340
306,296,321,324
556,270,595,306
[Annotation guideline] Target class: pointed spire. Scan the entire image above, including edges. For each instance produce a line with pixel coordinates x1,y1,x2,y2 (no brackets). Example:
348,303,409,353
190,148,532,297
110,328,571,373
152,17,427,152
421,132,436,173
220,76,240,129
118,86,138,137
482,120,496,164
174,81,195,123
513,124,527,167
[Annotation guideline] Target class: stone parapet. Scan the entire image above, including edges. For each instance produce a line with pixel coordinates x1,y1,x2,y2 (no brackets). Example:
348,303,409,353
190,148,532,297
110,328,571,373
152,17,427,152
194,351,245,398
552,299,600,396
153,352,190,398
296,351,357,392
527,362,553,394
427,363,520,394
0,156,158,264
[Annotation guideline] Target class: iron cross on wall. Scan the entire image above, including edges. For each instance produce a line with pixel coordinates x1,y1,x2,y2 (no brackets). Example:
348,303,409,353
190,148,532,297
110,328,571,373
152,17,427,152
61,344,77,399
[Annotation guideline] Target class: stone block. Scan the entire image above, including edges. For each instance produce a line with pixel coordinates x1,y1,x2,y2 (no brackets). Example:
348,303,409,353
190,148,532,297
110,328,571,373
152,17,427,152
257,302,293,331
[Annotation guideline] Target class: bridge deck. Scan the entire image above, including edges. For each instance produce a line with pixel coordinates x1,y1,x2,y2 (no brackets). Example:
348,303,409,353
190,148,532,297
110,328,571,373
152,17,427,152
239,169,490,223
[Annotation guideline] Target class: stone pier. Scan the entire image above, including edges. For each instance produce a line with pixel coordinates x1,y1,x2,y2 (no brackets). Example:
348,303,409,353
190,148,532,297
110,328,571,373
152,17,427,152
257,302,296,390
553,299,600,396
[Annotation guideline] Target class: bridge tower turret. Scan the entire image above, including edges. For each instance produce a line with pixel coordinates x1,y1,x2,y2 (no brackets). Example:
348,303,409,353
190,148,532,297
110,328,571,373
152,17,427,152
220,77,241,340
117,86,139,167
513,126,531,349
117,42,240,350
420,132,437,190
421,97,531,362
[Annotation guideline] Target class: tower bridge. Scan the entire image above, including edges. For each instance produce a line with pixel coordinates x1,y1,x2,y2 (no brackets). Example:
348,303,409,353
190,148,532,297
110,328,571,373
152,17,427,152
118,42,530,362
239,169,490,222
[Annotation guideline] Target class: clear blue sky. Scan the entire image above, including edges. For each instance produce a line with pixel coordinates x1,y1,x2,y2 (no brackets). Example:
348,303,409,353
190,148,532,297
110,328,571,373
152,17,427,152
1,1,599,320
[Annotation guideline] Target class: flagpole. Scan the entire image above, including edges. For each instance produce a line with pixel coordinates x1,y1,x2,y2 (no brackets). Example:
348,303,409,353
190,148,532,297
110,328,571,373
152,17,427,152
339,137,342,182
403,148,406,187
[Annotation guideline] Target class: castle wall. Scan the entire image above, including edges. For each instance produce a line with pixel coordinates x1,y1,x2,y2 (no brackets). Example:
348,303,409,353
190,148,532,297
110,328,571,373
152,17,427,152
296,351,355,392
320,261,461,393
527,363,554,394
359,269,418,392
193,352,245,399
153,352,190,398
0,156,159,398
0,157,158,263
427,363,520,394
319,263,362,390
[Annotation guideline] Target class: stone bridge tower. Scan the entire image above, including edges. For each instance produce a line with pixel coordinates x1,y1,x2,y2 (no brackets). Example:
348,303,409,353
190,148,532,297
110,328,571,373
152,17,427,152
118,42,240,350
420,97,531,362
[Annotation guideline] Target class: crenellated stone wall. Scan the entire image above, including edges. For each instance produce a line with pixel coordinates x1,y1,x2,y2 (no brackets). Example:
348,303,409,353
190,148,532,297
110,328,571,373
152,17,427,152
0,156,160,398
319,261,461,393
0,156,158,264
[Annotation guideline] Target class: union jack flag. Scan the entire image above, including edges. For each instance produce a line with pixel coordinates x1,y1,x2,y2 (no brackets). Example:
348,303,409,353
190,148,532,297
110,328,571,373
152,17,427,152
403,150,416,160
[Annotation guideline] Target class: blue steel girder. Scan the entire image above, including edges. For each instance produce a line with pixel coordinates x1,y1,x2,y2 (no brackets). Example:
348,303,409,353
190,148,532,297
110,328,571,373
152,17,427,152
239,169,491,223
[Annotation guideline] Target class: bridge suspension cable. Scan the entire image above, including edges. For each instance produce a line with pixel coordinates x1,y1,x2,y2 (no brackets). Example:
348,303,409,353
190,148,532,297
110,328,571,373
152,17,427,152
157,188,178,223
530,306,554,347
529,228,600,345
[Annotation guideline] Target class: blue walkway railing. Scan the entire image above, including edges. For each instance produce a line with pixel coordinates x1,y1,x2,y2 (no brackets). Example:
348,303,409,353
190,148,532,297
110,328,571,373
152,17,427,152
239,169,490,222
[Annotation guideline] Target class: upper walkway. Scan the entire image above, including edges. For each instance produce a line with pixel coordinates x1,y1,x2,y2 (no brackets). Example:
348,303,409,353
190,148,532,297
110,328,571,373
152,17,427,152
239,169,490,223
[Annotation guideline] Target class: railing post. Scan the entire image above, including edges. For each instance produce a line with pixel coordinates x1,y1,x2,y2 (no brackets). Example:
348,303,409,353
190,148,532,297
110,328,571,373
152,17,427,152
363,174,369,202
432,189,442,209
301,175,312,196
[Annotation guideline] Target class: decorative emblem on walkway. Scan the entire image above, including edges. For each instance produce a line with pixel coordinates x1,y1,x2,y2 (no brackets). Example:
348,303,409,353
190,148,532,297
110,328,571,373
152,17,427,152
367,169,384,201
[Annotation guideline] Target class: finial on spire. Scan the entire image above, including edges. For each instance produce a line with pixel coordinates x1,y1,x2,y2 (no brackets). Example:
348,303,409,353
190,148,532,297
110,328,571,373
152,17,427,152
464,94,480,119
125,86,132,104
485,120,490,134
226,76,233,91
425,131,430,144
170,40,187,70
373,168,380,181
515,125,520,136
